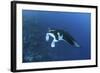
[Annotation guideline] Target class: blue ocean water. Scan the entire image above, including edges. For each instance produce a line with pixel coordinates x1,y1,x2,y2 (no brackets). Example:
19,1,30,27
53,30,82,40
22,10,91,63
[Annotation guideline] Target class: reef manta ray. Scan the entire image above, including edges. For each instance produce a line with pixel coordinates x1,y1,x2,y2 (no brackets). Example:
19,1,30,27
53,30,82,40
46,28,80,48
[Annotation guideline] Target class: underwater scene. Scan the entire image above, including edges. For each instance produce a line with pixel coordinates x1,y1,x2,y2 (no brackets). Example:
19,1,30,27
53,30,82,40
22,10,91,63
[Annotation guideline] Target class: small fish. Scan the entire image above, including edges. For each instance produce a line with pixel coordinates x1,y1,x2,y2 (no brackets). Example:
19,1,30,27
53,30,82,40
46,28,80,48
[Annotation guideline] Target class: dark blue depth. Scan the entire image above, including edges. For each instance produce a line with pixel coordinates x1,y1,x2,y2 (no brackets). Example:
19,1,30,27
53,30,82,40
22,10,91,63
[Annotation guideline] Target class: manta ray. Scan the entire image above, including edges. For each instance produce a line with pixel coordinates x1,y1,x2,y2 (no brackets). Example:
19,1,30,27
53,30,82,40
46,28,80,48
